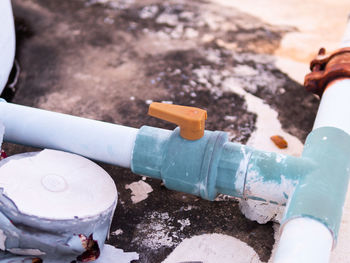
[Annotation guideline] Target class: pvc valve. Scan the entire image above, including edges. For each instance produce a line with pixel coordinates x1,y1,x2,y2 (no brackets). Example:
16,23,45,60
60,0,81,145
148,102,207,140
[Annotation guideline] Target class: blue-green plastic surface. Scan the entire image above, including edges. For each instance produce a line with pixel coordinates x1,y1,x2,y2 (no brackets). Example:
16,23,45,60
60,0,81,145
283,127,350,241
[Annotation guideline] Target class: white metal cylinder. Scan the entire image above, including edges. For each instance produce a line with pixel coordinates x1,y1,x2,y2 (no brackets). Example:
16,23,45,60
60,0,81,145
273,218,333,263
313,79,350,136
0,101,138,168
0,0,15,93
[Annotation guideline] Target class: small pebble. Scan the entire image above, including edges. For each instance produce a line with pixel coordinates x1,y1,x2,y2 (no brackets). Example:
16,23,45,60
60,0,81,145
270,135,288,149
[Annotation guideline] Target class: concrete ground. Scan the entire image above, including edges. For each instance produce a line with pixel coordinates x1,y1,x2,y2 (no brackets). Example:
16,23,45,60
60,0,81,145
1,0,349,262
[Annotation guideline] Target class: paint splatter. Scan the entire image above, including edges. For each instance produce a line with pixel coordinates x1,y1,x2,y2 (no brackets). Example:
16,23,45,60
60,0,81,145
110,229,123,236
125,180,153,204
133,212,179,249
162,234,262,263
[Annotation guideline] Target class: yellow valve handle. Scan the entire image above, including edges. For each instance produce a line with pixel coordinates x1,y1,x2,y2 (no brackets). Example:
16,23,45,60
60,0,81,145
148,102,207,140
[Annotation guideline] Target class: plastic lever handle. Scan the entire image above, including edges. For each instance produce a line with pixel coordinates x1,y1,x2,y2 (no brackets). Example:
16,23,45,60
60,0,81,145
148,102,207,140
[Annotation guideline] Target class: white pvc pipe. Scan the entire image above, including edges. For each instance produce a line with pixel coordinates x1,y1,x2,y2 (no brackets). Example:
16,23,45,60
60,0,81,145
0,101,138,168
313,79,350,136
313,15,350,135
274,218,333,263
0,0,15,93
275,16,350,263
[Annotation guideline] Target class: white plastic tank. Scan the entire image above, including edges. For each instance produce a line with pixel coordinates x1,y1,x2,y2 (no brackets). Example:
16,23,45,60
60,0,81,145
0,0,16,94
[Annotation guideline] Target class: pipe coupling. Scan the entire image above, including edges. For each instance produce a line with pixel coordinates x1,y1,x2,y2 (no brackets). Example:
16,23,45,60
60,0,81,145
132,126,228,200
304,47,350,97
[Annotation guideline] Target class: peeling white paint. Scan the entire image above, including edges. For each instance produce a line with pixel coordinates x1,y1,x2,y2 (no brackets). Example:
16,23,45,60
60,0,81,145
245,172,296,205
125,180,153,204
239,200,284,224
110,229,123,236
162,234,262,263
222,76,303,223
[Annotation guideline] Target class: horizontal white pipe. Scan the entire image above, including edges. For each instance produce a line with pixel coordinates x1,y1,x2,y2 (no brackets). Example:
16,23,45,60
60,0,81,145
0,0,15,93
274,218,333,263
0,101,138,168
313,79,350,136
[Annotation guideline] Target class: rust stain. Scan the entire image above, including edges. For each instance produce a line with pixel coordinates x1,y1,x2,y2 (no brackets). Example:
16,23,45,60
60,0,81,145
304,47,350,97
0,150,7,160
77,234,100,262
270,135,288,149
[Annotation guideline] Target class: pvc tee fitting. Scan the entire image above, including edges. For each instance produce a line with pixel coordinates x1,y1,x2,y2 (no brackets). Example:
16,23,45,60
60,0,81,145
132,124,350,248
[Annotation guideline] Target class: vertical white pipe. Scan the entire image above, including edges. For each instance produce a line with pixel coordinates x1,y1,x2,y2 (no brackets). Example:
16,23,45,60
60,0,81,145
0,102,138,168
275,15,350,263
313,79,350,136
313,13,350,135
0,0,15,93
274,218,333,263
314,14,350,135
274,79,349,262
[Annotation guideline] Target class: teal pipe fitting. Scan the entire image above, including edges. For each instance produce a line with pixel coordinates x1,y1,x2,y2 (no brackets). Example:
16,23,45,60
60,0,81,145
131,126,172,180
217,144,313,205
132,126,228,200
283,127,350,242
131,126,308,204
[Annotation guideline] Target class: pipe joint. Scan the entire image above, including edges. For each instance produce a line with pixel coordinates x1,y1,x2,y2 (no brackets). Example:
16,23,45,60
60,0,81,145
304,47,350,97
132,126,227,200
283,127,350,243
